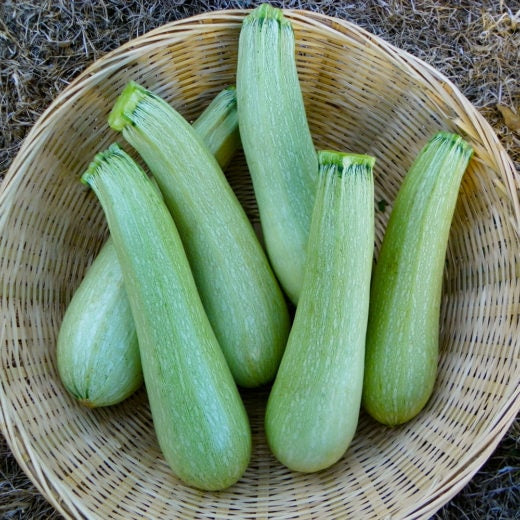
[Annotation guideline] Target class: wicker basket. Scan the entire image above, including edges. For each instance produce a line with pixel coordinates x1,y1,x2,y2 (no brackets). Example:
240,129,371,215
1,9,519,519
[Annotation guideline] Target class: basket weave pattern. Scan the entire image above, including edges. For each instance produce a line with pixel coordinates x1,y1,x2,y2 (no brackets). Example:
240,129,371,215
1,10,519,519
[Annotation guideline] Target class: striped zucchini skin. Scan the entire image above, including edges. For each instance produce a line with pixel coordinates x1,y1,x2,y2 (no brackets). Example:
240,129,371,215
82,144,251,491
265,151,375,473
109,82,290,388
56,88,241,407
192,86,240,168
363,132,473,426
57,239,141,407
236,4,318,304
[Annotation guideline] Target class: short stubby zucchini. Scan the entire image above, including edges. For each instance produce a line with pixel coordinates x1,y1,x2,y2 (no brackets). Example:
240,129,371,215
57,239,141,407
363,132,473,426
265,151,375,472
82,144,251,491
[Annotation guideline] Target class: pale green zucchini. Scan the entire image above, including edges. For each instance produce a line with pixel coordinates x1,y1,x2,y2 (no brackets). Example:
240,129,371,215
109,81,289,388
57,239,141,407
265,151,375,473
192,85,240,168
57,87,241,407
363,132,473,426
81,144,251,491
236,3,318,304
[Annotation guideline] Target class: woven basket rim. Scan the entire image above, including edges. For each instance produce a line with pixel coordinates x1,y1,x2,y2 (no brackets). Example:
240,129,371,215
1,8,519,520
2,8,519,216
2,8,519,226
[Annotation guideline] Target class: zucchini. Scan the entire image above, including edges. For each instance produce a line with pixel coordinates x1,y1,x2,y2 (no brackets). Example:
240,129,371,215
109,81,289,388
81,144,251,491
265,151,375,472
191,85,240,168
57,239,141,407
363,132,473,426
236,3,318,304
57,87,241,407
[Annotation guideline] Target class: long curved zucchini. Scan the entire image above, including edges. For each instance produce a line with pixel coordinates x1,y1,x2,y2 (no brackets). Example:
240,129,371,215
81,144,251,491
57,87,241,407
363,132,473,426
265,151,375,472
236,3,318,304
109,81,290,388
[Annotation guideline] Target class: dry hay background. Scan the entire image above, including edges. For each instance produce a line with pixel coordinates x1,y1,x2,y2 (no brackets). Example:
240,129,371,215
0,1,519,519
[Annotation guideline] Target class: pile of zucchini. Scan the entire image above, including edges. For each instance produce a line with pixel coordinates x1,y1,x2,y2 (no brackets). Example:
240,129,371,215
57,3,473,490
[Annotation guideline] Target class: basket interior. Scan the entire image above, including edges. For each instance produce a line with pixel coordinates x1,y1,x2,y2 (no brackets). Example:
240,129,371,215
1,10,519,520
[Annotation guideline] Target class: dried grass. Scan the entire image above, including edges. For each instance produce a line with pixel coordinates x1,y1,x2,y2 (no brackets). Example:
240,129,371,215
0,1,519,518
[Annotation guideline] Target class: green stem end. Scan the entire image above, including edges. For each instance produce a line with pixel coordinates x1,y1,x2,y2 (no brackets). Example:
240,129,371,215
318,150,376,176
108,81,149,132
81,142,125,187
